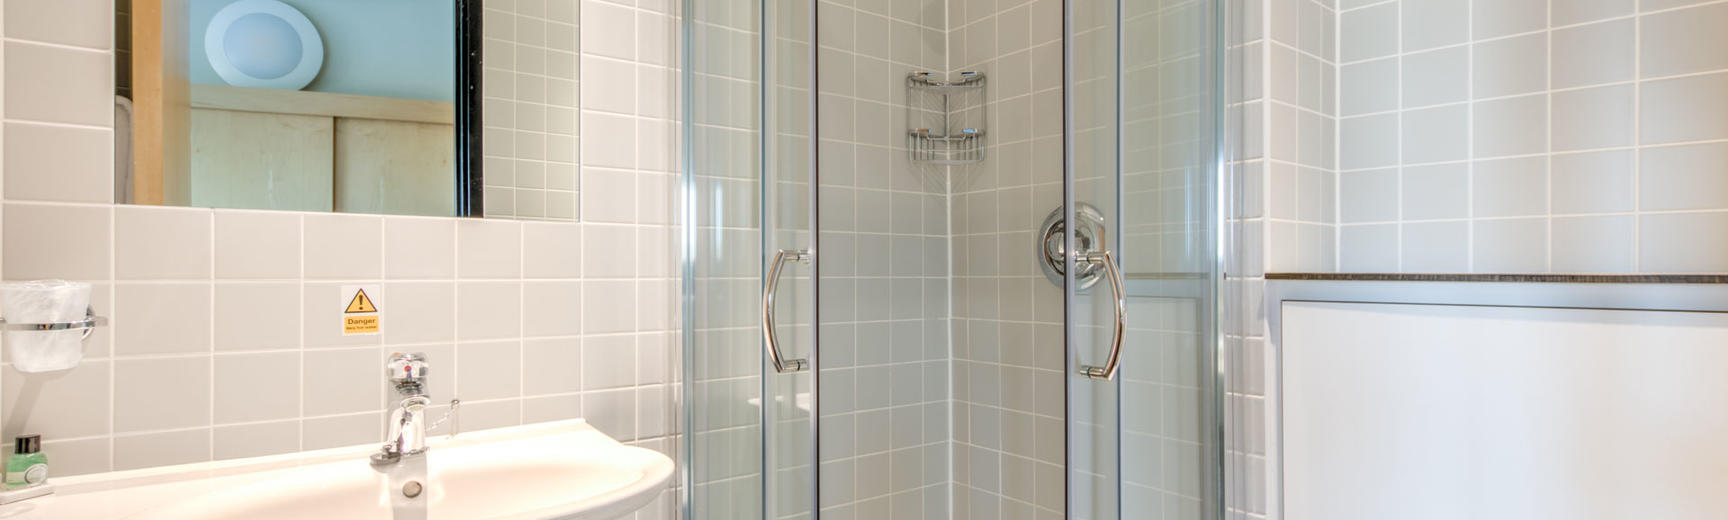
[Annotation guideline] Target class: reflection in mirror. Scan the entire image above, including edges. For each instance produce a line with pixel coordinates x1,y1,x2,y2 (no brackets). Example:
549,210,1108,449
115,0,486,217
473,1,582,221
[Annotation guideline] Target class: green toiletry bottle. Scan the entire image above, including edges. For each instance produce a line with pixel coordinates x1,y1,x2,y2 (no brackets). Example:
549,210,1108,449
5,435,46,489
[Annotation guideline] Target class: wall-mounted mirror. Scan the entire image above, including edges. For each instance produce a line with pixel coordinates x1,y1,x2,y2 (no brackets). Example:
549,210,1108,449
115,0,578,220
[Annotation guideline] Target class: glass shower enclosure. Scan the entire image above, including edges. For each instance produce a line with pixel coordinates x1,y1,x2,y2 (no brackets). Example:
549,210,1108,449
682,0,1224,517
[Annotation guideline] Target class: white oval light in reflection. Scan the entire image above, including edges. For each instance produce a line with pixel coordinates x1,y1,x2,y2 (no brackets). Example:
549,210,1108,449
223,13,302,80
205,0,324,90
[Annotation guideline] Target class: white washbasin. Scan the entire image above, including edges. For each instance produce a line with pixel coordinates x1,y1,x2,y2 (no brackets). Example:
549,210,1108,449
0,419,672,520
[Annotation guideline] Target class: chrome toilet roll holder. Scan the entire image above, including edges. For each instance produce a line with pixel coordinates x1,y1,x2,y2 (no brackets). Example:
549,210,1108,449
0,306,108,339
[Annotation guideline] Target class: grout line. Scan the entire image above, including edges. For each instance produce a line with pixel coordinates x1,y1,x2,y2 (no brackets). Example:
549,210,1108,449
1400,0,1409,273
1633,0,1644,273
1332,0,1343,274
1262,0,1273,275
0,37,108,54
207,210,216,461
1463,0,1473,274
519,216,528,426
1546,0,1554,273
1332,70,1728,120
1328,136,1728,172
297,213,307,452
108,202,117,471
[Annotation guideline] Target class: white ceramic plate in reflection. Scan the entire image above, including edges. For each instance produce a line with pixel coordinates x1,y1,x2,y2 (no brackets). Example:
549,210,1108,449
204,0,323,90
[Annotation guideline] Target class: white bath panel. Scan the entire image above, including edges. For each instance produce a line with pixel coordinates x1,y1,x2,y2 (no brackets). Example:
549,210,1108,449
1284,302,1728,520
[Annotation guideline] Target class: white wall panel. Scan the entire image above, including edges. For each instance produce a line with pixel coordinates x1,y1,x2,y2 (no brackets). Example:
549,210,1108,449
1284,301,1728,519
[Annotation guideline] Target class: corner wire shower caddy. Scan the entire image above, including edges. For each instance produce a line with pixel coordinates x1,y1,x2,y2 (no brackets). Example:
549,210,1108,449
906,71,986,165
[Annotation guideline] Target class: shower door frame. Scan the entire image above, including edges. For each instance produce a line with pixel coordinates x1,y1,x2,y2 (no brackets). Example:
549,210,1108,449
1060,0,1229,517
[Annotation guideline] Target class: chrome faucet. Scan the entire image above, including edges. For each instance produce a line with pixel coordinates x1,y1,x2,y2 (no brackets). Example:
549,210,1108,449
372,353,459,466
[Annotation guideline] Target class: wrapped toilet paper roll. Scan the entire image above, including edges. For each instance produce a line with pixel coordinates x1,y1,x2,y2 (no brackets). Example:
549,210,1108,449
2,280,92,373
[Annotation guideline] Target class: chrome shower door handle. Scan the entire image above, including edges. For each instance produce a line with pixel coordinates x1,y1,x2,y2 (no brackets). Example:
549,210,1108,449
762,249,812,373
1079,250,1126,380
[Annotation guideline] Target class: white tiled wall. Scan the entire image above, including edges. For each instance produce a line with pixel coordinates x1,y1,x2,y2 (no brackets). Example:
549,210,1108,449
0,6,681,520
577,0,677,227
1224,0,1276,518
947,0,1067,518
1335,0,1728,274
482,0,583,221
1264,0,1337,273
816,0,953,518
1235,2,1728,519
3,206,683,471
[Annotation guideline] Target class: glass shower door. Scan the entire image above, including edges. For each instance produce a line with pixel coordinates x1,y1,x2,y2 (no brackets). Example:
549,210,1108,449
684,0,817,518
763,0,819,517
1066,0,1222,518
687,0,1224,516
685,0,768,516
1065,0,1124,516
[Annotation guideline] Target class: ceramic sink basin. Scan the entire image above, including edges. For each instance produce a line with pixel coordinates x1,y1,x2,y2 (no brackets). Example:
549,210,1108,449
0,420,672,520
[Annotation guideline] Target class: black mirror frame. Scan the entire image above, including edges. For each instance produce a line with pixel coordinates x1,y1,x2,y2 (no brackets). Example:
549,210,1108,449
455,0,484,217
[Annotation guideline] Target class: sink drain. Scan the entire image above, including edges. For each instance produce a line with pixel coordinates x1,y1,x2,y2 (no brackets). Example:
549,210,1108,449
402,481,423,498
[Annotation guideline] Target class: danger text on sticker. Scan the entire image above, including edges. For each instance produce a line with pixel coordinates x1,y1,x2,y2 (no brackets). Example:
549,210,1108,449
345,315,380,334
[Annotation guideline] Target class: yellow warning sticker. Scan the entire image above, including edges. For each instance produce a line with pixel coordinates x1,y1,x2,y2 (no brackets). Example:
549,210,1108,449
340,285,381,335
345,289,378,313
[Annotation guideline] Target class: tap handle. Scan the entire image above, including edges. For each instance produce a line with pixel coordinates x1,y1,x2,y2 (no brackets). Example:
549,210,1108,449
386,352,428,395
